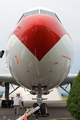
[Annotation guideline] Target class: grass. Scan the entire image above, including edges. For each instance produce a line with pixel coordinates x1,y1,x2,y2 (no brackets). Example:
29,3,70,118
0,94,2,100
62,96,68,101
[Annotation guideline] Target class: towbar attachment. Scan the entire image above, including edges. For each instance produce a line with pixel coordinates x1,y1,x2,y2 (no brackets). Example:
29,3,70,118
17,106,40,120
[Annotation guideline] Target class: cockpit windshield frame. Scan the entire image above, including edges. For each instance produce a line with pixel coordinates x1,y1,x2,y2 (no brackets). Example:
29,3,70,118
23,9,39,17
17,9,39,23
17,9,62,24
40,9,56,17
40,9,62,23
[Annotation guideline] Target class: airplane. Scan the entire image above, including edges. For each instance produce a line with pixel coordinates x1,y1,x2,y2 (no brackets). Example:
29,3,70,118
0,7,77,115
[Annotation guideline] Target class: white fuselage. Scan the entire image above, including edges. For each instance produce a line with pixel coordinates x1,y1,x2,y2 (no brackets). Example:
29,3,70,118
6,8,73,90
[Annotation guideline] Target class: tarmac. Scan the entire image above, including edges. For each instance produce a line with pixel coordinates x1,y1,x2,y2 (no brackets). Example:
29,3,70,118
0,101,73,120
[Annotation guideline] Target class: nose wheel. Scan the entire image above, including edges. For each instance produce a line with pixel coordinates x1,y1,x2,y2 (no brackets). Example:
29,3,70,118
33,102,48,117
40,103,48,114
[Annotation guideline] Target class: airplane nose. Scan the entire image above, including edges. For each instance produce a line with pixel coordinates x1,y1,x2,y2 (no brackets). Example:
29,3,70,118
12,14,69,61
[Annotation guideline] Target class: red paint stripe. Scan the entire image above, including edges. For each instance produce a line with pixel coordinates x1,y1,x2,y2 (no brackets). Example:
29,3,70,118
63,55,71,60
41,88,44,93
15,56,19,64
9,14,72,61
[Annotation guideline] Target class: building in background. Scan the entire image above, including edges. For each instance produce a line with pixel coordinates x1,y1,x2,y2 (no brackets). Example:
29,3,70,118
2,85,63,101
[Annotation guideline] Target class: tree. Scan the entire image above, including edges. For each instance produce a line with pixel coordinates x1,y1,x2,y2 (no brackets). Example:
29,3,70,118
67,71,80,120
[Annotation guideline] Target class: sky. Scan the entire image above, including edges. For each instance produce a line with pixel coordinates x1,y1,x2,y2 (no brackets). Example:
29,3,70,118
0,0,80,93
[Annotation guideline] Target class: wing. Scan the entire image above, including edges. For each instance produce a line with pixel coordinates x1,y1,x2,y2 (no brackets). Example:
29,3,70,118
0,74,19,86
60,74,77,86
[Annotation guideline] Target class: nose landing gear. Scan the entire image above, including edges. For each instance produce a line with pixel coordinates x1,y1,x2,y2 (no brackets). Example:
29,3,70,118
33,84,49,117
17,84,49,120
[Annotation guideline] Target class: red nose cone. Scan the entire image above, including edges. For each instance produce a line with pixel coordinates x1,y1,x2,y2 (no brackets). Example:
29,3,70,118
12,14,70,61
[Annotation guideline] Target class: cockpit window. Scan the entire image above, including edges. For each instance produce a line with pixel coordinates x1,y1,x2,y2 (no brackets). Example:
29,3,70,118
55,14,62,23
18,14,24,23
40,9,62,23
18,9,39,23
40,9,56,17
24,9,39,17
